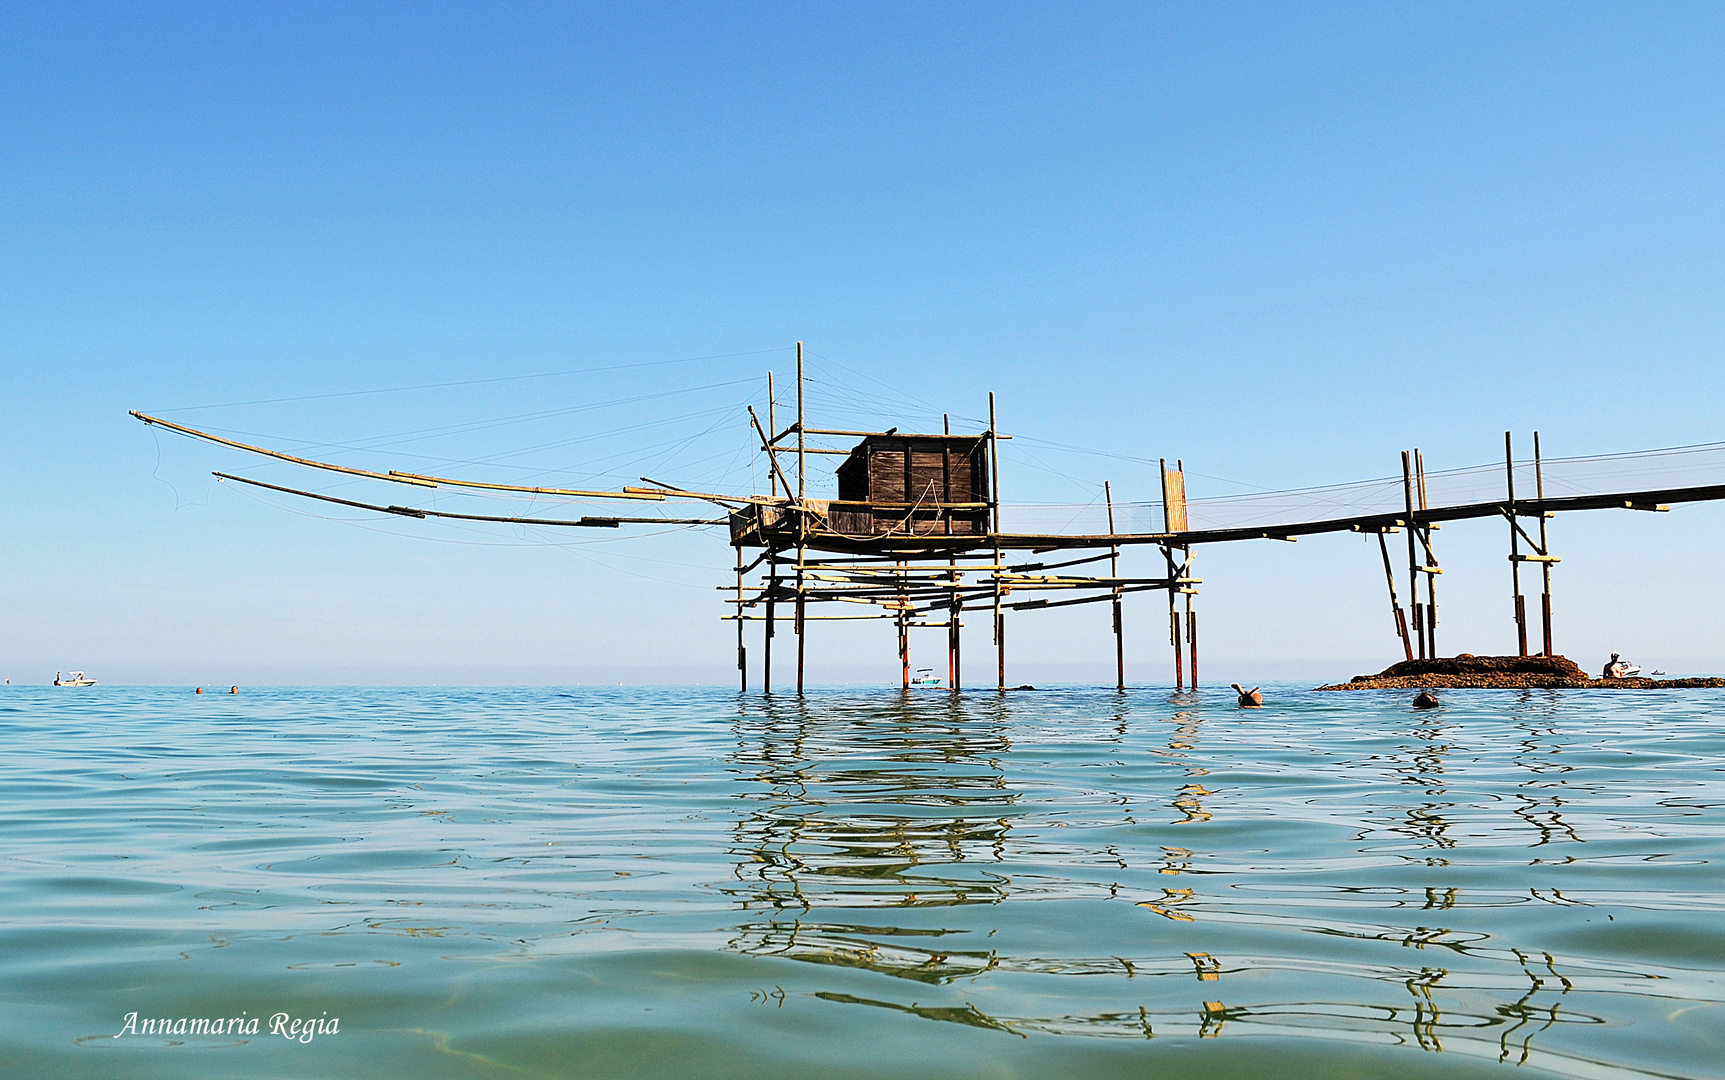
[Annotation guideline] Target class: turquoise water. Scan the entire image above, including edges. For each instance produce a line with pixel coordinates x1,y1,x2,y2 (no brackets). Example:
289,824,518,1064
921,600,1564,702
2,685,1722,1079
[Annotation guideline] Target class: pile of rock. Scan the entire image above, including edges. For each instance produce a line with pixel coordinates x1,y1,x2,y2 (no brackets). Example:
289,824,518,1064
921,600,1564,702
1315,653,1725,690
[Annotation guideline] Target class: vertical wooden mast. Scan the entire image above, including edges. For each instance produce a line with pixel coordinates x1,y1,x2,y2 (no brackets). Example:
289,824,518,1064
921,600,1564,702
1506,432,1527,656
1535,431,1554,657
795,343,807,696
1106,480,1124,691
990,392,1004,691
1402,451,1423,660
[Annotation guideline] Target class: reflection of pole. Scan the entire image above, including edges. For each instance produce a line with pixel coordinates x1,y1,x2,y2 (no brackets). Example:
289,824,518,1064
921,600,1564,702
990,392,1004,691
1506,432,1527,656
1106,481,1123,691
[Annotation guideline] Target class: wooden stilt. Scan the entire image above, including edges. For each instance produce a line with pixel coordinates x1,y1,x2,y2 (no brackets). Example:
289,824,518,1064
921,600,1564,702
1377,530,1415,661
1402,451,1425,660
1416,450,1437,658
796,343,807,696
736,545,747,691
1535,431,1554,656
763,555,775,693
1506,432,1528,656
990,392,1005,691
1106,480,1124,691
1187,593,1198,689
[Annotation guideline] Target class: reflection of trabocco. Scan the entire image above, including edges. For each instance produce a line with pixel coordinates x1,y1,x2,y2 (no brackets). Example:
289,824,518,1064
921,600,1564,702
114,1011,339,1042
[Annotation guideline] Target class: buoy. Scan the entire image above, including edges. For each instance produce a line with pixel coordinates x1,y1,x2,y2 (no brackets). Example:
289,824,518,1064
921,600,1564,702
1231,683,1263,707
1413,690,1440,709
230,686,238,694
195,687,203,694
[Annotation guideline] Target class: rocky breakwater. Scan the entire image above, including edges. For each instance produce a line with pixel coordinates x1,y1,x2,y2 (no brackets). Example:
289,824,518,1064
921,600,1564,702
1315,654,1725,691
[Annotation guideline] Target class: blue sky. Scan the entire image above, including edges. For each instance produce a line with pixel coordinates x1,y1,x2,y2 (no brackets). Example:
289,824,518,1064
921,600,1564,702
4,2,1724,684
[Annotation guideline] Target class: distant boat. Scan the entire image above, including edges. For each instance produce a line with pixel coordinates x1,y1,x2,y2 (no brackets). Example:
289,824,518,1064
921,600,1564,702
1651,669,1666,676
53,671,96,687
910,667,943,687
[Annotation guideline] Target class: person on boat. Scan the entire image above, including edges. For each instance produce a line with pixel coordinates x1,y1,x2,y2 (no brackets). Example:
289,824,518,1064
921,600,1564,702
1603,653,1629,679
1231,683,1262,707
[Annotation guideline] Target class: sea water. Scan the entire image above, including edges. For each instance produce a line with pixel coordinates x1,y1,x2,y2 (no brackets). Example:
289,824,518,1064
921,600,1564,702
1,684,1721,1079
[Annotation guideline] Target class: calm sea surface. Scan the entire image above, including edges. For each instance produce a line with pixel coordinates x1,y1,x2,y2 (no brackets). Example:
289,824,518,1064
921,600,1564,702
2,684,1722,1079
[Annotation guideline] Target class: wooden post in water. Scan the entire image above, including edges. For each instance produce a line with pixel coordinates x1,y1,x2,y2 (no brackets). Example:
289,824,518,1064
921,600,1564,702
1535,431,1554,656
1162,458,1187,691
795,343,807,696
1187,581,1199,689
1106,480,1124,691
1506,432,1528,656
736,544,747,691
898,562,911,690
763,554,775,693
990,392,1005,691
1402,451,1424,660
945,415,961,692
1416,449,1437,658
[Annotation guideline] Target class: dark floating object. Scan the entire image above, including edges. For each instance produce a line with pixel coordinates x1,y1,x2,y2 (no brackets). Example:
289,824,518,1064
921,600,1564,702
1413,690,1441,709
1231,683,1263,707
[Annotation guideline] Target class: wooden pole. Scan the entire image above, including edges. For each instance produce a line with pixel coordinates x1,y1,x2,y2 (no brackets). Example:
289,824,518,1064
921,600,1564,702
795,343,806,696
899,560,911,690
1162,459,1184,691
1106,480,1124,690
763,554,775,693
1506,432,1527,656
736,543,747,691
1378,530,1415,661
991,392,1004,691
1402,451,1424,660
946,414,960,691
1535,431,1554,657
1187,589,1198,690
1416,449,1436,658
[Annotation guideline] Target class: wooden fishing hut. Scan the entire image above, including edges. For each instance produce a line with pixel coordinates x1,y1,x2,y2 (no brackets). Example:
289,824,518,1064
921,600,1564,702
726,346,1195,694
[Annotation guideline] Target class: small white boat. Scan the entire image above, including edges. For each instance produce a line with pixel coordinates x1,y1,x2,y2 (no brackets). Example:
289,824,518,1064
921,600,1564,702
54,671,97,687
910,667,944,688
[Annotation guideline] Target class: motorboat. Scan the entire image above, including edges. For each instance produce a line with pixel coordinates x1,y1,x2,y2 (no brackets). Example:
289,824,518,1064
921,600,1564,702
910,667,944,687
54,671,97,687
